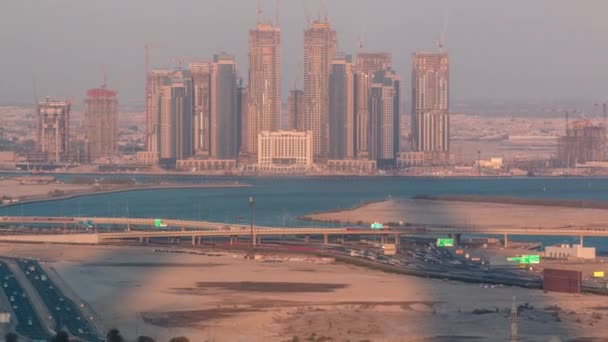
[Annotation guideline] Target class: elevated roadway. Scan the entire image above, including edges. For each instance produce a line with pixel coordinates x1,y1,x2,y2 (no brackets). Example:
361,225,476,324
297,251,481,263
1,216,607,246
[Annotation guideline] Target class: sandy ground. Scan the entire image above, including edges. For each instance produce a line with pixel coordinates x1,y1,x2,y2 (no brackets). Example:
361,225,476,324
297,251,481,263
302,198,608,230
0,179,92,200
0,244,606,341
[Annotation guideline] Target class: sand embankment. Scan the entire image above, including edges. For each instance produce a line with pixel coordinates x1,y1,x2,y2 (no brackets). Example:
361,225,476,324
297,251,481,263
0,180,250,208
301,198,608,230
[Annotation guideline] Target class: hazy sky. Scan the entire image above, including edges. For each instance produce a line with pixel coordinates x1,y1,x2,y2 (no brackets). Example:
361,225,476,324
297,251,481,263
1,0,607,107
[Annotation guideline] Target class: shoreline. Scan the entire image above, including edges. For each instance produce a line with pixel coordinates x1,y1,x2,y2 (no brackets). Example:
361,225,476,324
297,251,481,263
2,169,608,179
0,183,251,209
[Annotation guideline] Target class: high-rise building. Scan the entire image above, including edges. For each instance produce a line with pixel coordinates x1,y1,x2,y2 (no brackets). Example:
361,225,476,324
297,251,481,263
329,53,355,159
155,69,193,165
37,99,70,163
247,21,281,155
355,52,391,158
238,86,250,155
287,89,304,131
210,53,239,159
84,84,118,161
146,69,171,158
190,62,213,156
303,19,337,159
411,52,450,163
370,69,400,167
237,80,247,154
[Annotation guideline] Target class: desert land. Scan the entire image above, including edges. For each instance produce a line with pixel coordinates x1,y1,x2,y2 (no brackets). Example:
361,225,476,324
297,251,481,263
0,244,606,341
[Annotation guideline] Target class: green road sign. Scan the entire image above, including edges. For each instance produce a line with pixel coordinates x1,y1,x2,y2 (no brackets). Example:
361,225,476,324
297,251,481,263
436,238,454,247
154,219,166,227
371,222,383,229
507,254,540,264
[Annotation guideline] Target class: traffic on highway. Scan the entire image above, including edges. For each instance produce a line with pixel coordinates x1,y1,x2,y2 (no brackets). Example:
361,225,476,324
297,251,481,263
17,259,101,342
0,261,48,341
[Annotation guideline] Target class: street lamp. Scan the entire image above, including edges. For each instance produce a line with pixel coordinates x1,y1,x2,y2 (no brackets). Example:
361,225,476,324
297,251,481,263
249,196,255,250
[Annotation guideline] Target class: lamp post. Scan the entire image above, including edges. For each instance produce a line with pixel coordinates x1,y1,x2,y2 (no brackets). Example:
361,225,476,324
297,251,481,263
249,196,255,249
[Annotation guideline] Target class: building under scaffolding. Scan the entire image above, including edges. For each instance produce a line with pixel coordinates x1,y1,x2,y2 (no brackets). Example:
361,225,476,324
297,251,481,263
557,119,606,167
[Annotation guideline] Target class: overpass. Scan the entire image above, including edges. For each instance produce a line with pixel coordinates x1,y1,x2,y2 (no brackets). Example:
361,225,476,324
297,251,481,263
1,216,608,246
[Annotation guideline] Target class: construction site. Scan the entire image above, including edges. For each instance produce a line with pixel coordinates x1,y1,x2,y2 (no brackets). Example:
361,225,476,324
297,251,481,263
557,108,607,167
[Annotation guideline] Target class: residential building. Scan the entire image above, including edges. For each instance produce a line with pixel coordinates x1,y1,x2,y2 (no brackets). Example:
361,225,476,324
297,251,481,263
190,62,213,156
37,99,70,163
303,19,337,159
411,52,450,164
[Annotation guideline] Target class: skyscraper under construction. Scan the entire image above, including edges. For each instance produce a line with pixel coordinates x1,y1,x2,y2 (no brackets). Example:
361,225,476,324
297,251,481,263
247,18,281,155
37,99,71,163
85,84,118,161
303,19,337,160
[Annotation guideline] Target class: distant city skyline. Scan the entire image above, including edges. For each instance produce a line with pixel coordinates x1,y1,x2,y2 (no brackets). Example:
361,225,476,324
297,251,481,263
1,1,608,106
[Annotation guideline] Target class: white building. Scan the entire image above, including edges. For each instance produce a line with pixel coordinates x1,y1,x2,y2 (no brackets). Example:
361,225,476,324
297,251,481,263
475,157,504,169
545,244,596,260
257,130,313,172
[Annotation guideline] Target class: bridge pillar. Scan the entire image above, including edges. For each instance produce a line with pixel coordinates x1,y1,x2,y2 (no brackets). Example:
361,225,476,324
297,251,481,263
253,235,258,246
304,235,310,243
504,233,508,248
139,236,144,244
197,236,202,245
323,234,329,245
63,223,67,232
192,236,196,246
181,226,186,232
580,234,584,246
381,235,386,244
257,236,262,245
394,234,400,245
127,223,131,232
229,236,234,245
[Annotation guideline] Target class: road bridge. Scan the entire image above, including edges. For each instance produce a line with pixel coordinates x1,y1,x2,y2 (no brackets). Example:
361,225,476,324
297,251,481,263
1,216,607,246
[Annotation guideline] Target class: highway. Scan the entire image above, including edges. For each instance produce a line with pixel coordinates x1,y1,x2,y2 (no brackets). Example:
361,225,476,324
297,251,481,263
17,260,101,342
0,262,48,341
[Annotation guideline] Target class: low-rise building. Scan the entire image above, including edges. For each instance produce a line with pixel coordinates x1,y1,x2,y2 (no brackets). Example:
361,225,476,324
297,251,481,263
257,130,313,173
177,159,237,171
475,157,504,169
545,244,596,260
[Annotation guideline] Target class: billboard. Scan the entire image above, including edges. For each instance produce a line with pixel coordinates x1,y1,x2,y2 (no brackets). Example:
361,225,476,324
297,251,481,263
593,271,605,278
154,219,167,228
371,222,383,229
507,255,540,264
436,238,454,247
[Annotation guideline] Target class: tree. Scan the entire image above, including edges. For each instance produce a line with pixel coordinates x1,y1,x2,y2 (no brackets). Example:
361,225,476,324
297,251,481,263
169,337,189,342
136,337,155,342
4,333,18,342
106,329,125,342
51,331,70,342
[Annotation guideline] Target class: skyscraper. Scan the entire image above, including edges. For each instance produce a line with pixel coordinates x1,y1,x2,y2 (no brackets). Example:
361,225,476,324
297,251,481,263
411,52,449,163
287,89,304,131
355,52,391,158
370,69,400,167
329,53,355,159
37,98,70,163
248,20,281,155
146,69,171,157
155,69,193,165
303,19,337,159
210,53,239,159
84,84,118,161
190,62,213,156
